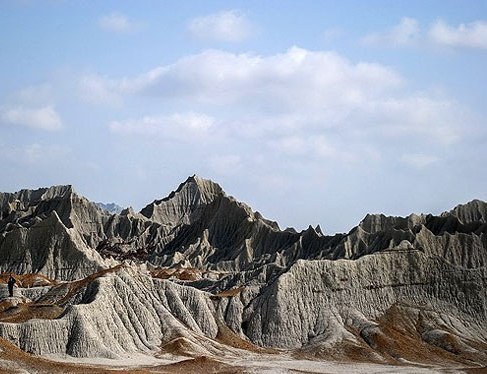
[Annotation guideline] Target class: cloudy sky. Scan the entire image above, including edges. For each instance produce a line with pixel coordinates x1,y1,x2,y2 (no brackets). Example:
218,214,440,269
1,1,486,233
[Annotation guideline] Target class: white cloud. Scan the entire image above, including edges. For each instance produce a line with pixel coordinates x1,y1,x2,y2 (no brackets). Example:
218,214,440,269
139,47,403,109
100,46,465,170
16,83,53,105
23,143,70,165
188,10,253,42
267,134,380,165
428,19,487,49
1,105,62,131
363,96,462,145
362,17,420,46
79,74,123,105
401,153,439,169
362,17,487,50
78,71,150,105
98,12,138,33
109,112,215,142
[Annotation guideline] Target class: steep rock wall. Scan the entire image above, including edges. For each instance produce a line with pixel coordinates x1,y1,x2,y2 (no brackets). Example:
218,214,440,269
0,267,220,358
2,178,486,281
243,250,487,349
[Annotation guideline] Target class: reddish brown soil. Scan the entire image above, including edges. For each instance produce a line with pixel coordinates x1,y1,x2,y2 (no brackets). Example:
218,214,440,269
215,319,275,354
0,265,125,323
159,337,201,357
147,356,247,374
150,267,202,281
376,305,487,367
0,336,142,373
150,266,226,282
0,273,57,287
214,287,245,298
295,303,487,370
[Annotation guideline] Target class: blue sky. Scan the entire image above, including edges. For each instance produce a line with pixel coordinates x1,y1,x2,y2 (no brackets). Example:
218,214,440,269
1,1,486,233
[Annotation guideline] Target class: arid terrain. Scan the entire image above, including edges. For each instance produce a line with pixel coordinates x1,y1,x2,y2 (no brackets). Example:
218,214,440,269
0,176,485,373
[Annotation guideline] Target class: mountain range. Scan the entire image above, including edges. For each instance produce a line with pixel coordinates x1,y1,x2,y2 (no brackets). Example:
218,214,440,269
0,176,485,372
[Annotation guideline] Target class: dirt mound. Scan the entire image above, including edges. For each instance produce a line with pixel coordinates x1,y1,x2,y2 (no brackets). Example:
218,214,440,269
215,320,273,353
0,336,131,373
0,265,125,323
0,303,64,323
152,356,246,374
0,273,57,288
159,337,204,357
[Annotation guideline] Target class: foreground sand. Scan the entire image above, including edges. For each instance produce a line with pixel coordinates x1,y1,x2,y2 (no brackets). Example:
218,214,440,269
0,333,485,373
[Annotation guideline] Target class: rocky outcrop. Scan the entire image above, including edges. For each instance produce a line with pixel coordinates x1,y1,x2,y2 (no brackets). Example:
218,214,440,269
0,177,486,368
4,177,484,280
0,266,222,358
448,199,487,224
0,186,114,279
2,178,486,279
243,253,486,348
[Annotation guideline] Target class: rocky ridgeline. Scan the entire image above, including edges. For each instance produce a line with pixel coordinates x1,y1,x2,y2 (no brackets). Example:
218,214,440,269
1,176,485,278
0,177,485,367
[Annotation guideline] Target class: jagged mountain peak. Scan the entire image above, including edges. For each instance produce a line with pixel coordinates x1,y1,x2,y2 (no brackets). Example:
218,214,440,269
358,211,431,234
185,174,224,200
0,185,81,225
139,175,224,222
0,184,75,208
1,179,487,370
358,213,403,233
446,199,487,224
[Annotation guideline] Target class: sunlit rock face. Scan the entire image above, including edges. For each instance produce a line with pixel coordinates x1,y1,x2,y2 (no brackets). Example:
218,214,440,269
0,185,112,279
0,177,485,367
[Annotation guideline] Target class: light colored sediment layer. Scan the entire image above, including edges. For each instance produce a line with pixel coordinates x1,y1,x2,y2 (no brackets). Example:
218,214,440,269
0,177,485,370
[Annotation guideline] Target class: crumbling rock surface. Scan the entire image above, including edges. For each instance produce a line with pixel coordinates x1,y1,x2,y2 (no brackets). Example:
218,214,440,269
3,176,485,279
0,177,486,369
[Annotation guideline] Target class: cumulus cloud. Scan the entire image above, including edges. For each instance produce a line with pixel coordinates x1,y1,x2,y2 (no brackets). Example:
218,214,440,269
188,10,253,42
78,71,150,105
139,47,403,110
362,17,420,46
109,112,215,142
428,19,487,49
84,47,402,113
363,96,462,145
100,46,467,174
135,47,458,143
98,12,139,33
363,17,487,50
79,74,123,105
1,105,62,131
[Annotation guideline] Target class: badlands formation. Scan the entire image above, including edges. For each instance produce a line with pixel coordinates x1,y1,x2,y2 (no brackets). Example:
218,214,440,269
0,176,485,373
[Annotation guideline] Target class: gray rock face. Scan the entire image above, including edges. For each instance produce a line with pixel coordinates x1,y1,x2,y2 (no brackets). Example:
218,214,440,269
0,266,220,358
0,177,485,366
7,176,485,280
0,186,114,279
243,253,486,348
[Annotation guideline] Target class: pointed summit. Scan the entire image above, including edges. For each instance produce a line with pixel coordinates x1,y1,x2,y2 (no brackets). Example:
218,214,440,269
139,175,224,224
447,199,487,224
184,174,224,202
